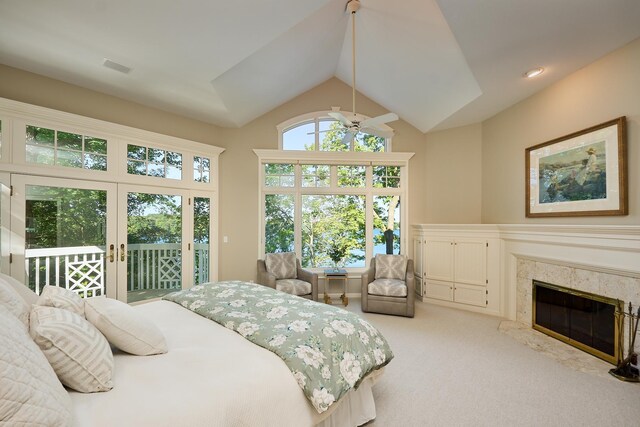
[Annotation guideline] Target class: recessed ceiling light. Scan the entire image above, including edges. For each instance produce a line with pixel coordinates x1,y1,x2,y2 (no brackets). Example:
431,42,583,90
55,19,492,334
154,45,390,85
523,67,544,78
103,58,132,74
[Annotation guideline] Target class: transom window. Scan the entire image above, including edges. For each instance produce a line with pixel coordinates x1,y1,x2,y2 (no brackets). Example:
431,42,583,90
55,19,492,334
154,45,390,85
301,164,330,187
127,143,182,180
26,125,108,171
338,165,366,187
193,155,211,183
373,166,401,188
264,163,295,187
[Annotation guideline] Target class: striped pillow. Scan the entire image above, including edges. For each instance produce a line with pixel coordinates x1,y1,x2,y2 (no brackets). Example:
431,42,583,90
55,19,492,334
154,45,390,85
36,285,85,317
30,305,114,393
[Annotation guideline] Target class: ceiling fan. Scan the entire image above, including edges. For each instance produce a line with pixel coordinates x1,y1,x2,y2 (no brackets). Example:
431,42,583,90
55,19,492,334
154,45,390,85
329,0,399,145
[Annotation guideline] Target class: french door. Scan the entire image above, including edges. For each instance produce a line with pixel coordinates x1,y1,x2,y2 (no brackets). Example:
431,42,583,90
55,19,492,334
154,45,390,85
11,175,118,298
10,175,214,303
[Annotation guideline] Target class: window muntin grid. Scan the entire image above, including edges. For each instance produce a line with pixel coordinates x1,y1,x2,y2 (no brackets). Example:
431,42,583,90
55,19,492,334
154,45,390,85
194,156,211,183
126,144,182,180
26,125,108,171
264,163,295,187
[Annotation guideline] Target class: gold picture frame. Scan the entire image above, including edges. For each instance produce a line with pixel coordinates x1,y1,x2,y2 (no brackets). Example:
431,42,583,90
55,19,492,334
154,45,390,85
525,117,627,218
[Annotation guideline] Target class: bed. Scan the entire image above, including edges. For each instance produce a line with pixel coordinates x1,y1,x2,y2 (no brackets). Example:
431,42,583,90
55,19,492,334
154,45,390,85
1,276,391,427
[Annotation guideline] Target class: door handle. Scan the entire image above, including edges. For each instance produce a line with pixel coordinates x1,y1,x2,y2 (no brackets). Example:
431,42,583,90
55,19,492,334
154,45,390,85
120,244,126,262
109,244,115,263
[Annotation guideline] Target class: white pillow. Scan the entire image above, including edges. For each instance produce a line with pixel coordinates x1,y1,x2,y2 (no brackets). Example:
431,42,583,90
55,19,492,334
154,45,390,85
30,305,114,393
0,272,38,305
85,296,168,356
374,254,408,281
265,252,297,279
0,277,30,329
36,285,85,316
0,305,72,425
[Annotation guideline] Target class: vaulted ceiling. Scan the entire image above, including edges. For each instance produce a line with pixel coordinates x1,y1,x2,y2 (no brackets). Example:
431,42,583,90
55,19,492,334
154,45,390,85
1,0,639,132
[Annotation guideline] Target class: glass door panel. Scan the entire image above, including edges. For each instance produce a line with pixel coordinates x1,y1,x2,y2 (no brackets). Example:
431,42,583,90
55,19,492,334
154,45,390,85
193,196,210,285
11,175,117,298
122,189,183,303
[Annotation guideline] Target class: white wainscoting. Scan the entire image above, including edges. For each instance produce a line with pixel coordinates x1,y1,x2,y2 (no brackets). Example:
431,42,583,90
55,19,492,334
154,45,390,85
412,224,640,321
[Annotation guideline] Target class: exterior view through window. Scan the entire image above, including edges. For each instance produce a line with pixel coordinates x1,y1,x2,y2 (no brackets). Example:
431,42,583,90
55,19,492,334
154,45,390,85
262,112,405,269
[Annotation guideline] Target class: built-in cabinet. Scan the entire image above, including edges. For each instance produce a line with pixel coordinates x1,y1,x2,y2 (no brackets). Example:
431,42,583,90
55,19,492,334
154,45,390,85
412,225,501,316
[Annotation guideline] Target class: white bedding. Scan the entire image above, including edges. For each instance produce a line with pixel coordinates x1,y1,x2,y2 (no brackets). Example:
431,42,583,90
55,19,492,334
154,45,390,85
69,300,380,427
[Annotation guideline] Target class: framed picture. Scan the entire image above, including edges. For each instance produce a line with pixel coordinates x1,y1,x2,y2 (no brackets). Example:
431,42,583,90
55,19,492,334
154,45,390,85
526,117,627,217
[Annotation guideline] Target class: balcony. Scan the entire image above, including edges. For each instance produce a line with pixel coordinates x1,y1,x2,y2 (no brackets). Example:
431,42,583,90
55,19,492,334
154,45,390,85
25,244,209,302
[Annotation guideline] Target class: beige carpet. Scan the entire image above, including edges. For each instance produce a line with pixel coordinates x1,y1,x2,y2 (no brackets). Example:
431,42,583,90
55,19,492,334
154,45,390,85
342,300,639,426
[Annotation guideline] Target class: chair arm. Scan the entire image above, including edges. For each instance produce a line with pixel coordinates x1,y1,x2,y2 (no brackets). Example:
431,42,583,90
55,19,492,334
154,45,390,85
405,259,415,317
297,265,318,301
361,262,375,312
256,260,276,289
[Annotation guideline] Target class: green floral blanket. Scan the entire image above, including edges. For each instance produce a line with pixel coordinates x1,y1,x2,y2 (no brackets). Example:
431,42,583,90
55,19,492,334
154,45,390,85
163,281,393,413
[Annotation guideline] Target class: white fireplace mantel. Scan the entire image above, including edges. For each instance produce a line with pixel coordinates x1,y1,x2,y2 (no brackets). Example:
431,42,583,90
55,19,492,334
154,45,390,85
496,224,640,320
411,224,640,320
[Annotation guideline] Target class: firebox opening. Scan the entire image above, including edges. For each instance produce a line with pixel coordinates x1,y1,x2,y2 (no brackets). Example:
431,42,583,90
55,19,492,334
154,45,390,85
532,280,623,365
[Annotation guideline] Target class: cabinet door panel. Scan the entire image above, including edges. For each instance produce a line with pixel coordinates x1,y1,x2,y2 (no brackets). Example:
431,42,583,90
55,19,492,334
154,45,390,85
424,279,453,301
425,239,454,281
454,240,486,285
454,283,486,307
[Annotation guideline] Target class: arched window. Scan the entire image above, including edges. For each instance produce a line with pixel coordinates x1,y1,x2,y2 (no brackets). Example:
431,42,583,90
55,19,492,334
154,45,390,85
277,111,392,152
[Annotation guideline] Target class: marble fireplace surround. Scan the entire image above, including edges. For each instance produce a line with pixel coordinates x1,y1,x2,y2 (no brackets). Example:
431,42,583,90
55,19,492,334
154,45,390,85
500,224,640,362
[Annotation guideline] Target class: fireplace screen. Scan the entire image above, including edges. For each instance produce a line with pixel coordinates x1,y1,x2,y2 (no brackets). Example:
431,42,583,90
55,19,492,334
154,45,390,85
533,280,623,364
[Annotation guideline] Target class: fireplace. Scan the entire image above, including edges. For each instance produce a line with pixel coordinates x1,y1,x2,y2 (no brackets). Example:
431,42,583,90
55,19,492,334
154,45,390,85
532,280,623,364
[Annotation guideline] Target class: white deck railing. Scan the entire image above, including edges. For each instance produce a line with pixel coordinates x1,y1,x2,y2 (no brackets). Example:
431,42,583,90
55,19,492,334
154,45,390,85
25,243,209,297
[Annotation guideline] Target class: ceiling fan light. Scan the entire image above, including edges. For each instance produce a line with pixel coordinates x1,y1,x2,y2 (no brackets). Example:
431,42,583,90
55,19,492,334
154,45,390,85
523,67,544,78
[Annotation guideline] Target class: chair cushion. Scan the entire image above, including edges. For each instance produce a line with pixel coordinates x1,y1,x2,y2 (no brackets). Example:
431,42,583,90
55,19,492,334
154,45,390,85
368,278,407,297
374,254,407,280
265,252,298,279
85,296,168,356
30,305,114,393
36,285,85,317
276,279,312,296
0,305,72,426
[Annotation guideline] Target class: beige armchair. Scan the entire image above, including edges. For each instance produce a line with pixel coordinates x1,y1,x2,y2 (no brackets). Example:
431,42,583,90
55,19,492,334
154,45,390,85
257,252,318,301
361,255,415,317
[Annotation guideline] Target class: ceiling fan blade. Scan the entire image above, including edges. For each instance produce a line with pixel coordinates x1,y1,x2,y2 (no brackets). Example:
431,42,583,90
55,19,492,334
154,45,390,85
328,111,353,127
342,130,356,145
361,127,395,139
359,112,399,128
307,129,332,135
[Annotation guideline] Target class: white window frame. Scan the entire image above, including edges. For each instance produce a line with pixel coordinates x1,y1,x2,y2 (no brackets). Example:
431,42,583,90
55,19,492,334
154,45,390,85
255,149,413,272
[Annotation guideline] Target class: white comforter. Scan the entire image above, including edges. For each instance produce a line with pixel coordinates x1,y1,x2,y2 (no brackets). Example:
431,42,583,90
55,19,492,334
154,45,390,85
69,300,379,427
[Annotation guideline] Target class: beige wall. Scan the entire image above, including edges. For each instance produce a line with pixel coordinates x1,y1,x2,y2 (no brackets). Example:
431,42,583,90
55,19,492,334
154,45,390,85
218,78,426,280
0,64,223,146
481,37,640,224
423,123,482,223
0,67,426,282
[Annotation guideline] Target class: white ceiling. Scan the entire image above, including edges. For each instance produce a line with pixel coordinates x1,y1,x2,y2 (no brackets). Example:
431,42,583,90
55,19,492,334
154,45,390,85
1,0,639,133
